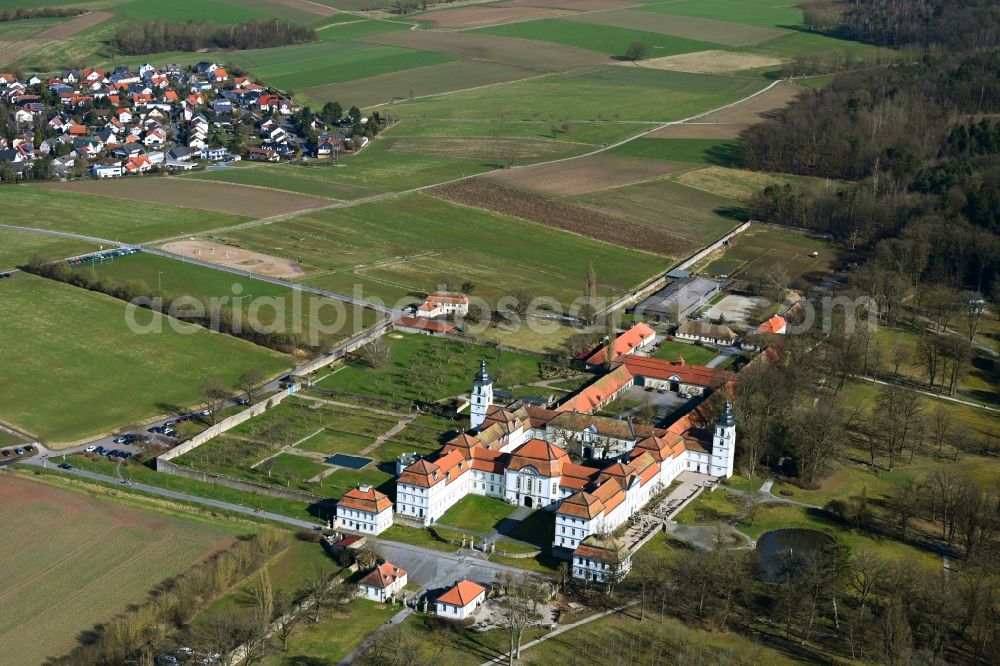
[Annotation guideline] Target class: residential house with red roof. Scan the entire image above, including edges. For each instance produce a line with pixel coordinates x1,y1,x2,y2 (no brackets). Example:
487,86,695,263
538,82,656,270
576,322,656,368
359,562,408,602
436,579,486,619
414,292,470,319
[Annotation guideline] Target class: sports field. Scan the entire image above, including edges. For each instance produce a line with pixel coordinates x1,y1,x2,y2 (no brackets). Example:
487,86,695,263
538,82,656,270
0,475,243,665
210,192,660,306
6,186,250,243
0,273,290,444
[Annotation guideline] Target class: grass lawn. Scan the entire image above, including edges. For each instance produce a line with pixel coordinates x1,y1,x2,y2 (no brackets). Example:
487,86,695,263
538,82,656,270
479,321,580,355
219,192,659,307
114,0,273,23
0,274,290,444
269,452,329,483
296,428,375,455
384,118,651,146
0,228,96,271
634,0,802,30
438,495,518,534
320,467,395,498
261,598,400,664
389,66,767,123
478,18,720,58
316,333,541,403
73,253,381,346
649,340,719,364
379,524,457,553
520,610,801,666
0,474,245,665
6,185,249,243
385,614,548,665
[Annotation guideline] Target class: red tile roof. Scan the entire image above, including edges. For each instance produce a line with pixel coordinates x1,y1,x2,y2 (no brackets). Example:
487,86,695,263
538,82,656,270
395,316,456,334
339,485,392,514
360,562,406,590
438,579,485,607
557,364,634,414
756,314,787,335
508,439,568,476
621,356,726,389
579,322,656,366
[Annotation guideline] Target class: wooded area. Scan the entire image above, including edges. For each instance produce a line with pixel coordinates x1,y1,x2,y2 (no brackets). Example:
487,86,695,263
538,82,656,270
111,18,316,55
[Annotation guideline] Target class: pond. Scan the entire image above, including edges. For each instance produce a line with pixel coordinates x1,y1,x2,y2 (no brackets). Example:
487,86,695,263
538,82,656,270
754,528,835,583
324,453,372,470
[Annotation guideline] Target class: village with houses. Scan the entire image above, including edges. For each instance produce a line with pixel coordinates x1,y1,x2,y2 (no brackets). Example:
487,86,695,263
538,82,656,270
2,0,997,663
0,62,376,181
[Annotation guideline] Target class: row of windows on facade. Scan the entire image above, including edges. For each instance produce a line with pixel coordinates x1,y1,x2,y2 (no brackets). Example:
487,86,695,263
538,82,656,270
515,476,557,494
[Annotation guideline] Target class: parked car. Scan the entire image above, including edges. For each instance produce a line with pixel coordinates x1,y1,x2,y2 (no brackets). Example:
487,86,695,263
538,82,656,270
235,396,249,406
1,449,9,457
85,445,97,453
14,448,23,455
58,463,72,470
113,436,127,444
0,272,11,279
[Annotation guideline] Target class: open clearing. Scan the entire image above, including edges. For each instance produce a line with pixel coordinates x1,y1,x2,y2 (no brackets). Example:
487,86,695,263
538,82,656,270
212,192,659,306
268,0,340,16
566,8,788,47
635,0,803,31
0,229,96,271
365,29,607,72
650,79,804,138
0,476,242,665
300,59,534,108
33,10,114,39
419,4,572,28
161,240,305,278
673,166,789,202
0,273,290,444
485,153,689,196
41,177,333,218
5,186,250,243
630,49,783,73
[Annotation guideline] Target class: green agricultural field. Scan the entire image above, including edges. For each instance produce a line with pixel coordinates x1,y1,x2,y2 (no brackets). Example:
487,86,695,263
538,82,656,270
301,59,534,108
477,18,720,58
113,0,274,23
213,192,659,306
73,253,381,345
225,40,454,92
5,186,249,243
389,66,768,123
0,274,290,444
316,18,412,41
634,0,803,30
386,118,651,146
568,178,741,255
0,475,244,665
0,229,96,271
187,140,498,199
611,137,741,165
0,16,67,38
317,332,541,403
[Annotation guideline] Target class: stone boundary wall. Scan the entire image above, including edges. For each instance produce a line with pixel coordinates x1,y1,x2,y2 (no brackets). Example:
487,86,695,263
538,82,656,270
158,390,293,462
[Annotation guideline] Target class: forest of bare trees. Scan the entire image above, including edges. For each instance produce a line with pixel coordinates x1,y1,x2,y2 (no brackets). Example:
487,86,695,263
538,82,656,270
111,18,316,55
